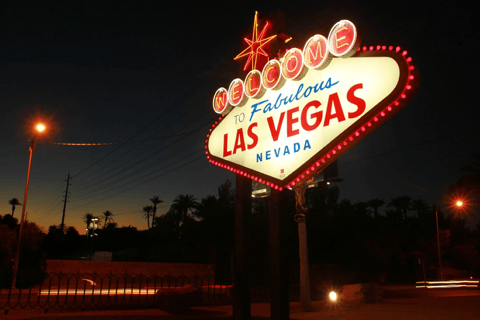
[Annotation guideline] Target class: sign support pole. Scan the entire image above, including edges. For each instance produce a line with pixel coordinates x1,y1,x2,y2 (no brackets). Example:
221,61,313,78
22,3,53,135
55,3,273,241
269,188,290,319
294,182,314,312
233,173,252,320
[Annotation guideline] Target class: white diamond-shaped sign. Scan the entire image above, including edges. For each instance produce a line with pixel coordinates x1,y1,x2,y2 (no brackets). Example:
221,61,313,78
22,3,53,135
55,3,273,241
206,50,419,188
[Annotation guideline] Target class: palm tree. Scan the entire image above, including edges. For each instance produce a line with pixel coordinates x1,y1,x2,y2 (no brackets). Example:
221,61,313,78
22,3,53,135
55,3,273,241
150,196,163,228
388,196,411,220
142,205,153,229
83,213,94,230
102,211,114,228
171,194,199,235
410,199,429,217
367,198,385,219
8,198,22,217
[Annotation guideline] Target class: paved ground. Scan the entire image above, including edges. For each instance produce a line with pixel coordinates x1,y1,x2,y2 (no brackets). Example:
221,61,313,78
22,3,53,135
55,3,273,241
4,288,480,319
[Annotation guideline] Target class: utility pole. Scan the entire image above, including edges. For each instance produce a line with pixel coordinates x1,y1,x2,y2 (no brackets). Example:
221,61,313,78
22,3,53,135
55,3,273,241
12,138,36,288
61,173,71,231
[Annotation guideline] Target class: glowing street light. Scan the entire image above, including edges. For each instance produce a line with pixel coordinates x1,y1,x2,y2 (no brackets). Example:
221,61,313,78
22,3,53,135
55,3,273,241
11,123,46,288
36,123,45,132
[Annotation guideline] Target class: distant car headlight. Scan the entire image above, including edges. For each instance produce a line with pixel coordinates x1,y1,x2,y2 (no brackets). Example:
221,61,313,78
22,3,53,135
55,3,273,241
329,291,337,301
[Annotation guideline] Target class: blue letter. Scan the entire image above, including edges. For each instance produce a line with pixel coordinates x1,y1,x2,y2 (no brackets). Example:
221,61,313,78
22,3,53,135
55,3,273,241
303,85,312,98
274,148,281,157
273,94,283,109
256,153,263,162
250,100,268,122
324,77,339,89
295,83,304,101
266,150,271,160
294,143,300,153
283,146,290,156
304,139,311,150
263,103,273,113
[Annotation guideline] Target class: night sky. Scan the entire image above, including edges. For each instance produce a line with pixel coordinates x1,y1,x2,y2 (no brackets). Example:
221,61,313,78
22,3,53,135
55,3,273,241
1,0,478,234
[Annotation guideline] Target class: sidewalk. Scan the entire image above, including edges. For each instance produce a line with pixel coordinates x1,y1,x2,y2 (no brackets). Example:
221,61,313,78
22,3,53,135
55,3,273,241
5,292,480,319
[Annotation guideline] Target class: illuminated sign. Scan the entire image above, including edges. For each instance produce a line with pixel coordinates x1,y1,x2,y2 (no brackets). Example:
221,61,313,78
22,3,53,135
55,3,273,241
206,18,419,190
234,11,277,71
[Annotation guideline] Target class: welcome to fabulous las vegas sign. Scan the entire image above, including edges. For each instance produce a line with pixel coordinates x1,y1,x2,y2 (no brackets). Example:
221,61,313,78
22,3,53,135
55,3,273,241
205,15,419,190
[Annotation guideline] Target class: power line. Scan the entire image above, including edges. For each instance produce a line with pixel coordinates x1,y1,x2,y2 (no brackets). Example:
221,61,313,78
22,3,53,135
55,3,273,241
70,96,212,187
70,148,201,206
69,154,205,211
49,131,196,146
70,117,212,199
71,139,199,201
71,110,213,193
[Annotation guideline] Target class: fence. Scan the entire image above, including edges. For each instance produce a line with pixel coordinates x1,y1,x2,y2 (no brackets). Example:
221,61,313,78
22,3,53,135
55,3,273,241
0,272,290,312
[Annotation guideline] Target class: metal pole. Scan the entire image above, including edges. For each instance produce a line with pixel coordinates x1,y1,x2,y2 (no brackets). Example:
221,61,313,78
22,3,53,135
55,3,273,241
91,228,94,261
61,173,71,231
11,139,35,288
293,182,313,312
85,228,90,260
435,208,443,280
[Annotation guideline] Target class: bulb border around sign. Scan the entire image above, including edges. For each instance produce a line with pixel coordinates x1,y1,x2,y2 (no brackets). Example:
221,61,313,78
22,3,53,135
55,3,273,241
206,48,419,189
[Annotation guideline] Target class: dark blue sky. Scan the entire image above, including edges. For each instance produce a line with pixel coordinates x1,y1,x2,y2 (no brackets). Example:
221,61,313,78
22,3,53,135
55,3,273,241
1,0,478,233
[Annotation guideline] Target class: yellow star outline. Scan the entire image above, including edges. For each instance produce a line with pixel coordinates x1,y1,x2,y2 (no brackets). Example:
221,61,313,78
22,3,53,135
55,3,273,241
234,11,277,71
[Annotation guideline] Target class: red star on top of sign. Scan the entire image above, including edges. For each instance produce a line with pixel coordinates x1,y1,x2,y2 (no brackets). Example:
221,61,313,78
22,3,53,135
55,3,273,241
234,11,277,71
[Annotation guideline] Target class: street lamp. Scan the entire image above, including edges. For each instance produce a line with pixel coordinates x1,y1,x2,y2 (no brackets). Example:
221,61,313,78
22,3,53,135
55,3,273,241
435,199,464,281
11,123,46,288
90,218,99,260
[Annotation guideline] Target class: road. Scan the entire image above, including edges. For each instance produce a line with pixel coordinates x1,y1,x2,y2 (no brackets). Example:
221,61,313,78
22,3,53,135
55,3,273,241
2,286,480,319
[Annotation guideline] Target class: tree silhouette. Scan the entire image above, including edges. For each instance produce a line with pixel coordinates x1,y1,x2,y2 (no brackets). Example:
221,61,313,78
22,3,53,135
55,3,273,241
367,198,385,219
83,213,94,230
196,180,235,247
102,211,114,228
8,198,22,217
142,205,153,230
149,196,163,228
410,199,429,217
354,201,370,217
171,194,199,238
388,196,411,220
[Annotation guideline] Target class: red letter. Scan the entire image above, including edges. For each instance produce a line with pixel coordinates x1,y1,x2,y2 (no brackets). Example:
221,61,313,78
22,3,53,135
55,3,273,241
266,66,276,83
324,93,346,127
233,128,246,154
267,112,285,142
287,106,300,137
249,77,259,95
223,133,232,157
247,123,258,149
335,27,350,49
233,82,241,102
301,100,322,131
347,83,365,119
306,40,323,65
